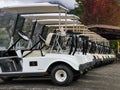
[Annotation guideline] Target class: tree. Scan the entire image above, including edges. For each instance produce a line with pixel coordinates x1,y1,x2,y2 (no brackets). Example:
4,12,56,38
70,0,84,19
82,0,120,25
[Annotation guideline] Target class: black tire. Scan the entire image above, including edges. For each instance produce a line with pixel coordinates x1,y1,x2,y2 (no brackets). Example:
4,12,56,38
51,65,73,86
1,77,13,82
73,71,81,81
74,75,80,81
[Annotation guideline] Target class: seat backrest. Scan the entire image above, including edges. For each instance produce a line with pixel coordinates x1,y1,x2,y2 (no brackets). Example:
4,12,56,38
45,33,57,46
23,50,44,57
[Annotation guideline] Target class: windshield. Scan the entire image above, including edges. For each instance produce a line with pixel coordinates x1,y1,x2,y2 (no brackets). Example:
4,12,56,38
0,13,17,49
0,13,55,50
0,28,10,49
0,13,25,49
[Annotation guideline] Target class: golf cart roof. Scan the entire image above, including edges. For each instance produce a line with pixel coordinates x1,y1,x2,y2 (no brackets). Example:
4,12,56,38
36,19,75,25
0,3,68,14
21,13,79,20
47,24,85,27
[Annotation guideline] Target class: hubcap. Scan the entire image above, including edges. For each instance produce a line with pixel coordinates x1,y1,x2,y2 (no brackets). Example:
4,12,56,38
55,70,67,82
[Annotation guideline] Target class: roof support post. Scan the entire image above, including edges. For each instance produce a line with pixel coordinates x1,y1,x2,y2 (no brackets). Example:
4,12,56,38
27,20,37,49
58,6,61,31
73,17,75,32
9,14,20,48
65,10,67,31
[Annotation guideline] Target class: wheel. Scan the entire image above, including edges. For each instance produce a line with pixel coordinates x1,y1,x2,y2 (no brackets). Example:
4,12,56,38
51,65,73,86
1,77,13,82
73,71,81,81
73,75,80,81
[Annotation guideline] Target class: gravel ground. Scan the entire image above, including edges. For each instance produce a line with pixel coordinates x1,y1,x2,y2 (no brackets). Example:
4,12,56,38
0,63,120,90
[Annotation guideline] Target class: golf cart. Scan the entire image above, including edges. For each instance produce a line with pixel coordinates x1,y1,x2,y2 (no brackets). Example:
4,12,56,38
0,3,91,86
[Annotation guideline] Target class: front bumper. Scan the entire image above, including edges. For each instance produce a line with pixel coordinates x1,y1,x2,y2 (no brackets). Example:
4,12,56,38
79,63,90,74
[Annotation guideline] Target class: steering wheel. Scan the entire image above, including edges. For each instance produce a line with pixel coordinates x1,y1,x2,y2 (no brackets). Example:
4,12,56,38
18,31,29,41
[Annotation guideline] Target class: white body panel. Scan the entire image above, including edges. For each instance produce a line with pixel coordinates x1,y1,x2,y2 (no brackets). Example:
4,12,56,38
86,53,94,63
97,54,103,61
74,52,88,64
22,53,82,72
91,54,99,59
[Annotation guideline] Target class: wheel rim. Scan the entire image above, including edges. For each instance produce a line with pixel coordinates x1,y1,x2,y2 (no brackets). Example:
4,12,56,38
55,70,67,82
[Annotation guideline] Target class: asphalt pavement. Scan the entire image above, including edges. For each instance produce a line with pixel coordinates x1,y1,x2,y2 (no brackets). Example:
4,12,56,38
0,63,120,90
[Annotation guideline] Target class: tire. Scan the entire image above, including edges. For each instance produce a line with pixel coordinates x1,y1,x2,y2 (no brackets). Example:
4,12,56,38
1,77,13,82
74,75,80,81
73,75,80,81
73,71,81,81
51,65,73,86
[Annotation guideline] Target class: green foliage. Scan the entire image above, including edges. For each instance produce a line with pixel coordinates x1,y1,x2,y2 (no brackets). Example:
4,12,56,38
69,0,84,19
110,40,118,54
110,40,117,49
70,0,120,54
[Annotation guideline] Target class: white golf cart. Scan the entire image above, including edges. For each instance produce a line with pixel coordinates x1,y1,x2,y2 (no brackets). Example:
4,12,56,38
0,3,90,86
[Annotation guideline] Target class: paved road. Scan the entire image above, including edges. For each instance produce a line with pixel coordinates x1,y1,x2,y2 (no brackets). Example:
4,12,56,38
0,63,120,90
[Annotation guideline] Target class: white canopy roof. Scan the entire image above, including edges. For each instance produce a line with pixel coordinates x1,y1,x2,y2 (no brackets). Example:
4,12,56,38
0,3,68,14
36,19,75,25
22,13,79,20
0,0,77,10
47,24,84,27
